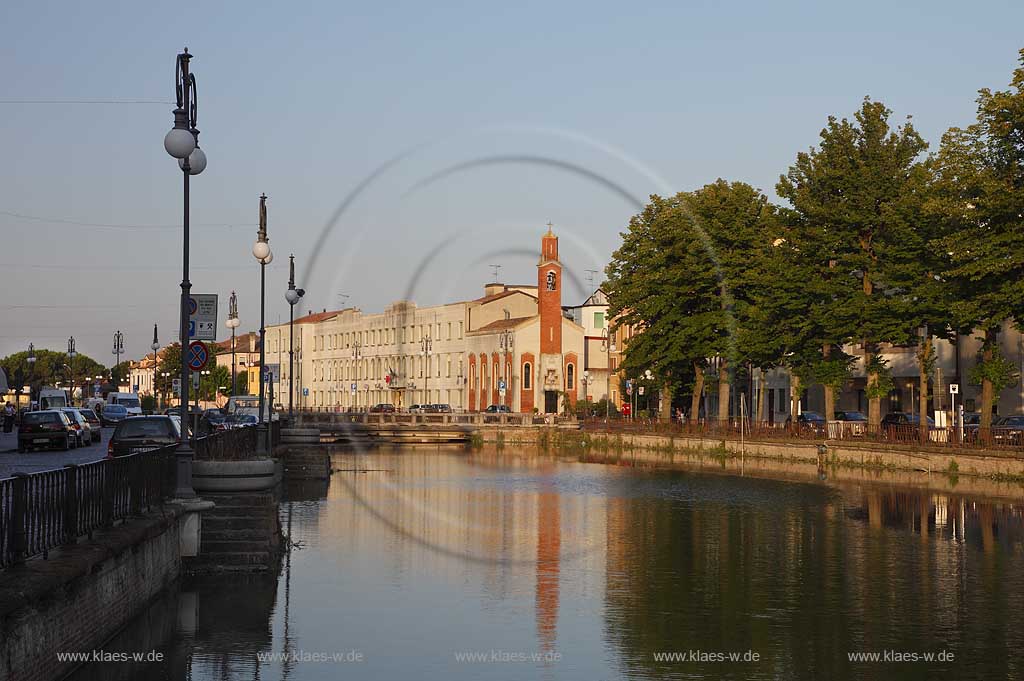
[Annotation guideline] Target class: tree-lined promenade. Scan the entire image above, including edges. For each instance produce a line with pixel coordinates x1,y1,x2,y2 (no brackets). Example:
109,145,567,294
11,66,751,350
606,50,1024,444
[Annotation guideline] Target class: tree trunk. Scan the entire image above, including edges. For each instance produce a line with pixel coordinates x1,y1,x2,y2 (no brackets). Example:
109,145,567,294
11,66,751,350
866,346,881,431
979,328,997,445
690,363,704,426
823,343,835,424
918,336,932,444
659,381,672,421
755,370,766,427
789,374,801,434
717,358,730,428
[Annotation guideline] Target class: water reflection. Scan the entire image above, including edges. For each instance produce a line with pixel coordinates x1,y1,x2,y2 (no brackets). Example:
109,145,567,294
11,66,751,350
66,446,1024,681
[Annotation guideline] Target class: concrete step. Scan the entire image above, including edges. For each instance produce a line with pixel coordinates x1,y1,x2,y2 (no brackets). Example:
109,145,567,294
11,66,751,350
204,493,277,507
191,551,272,567
202,528,279,541
202,539,275,553
204,516,279,531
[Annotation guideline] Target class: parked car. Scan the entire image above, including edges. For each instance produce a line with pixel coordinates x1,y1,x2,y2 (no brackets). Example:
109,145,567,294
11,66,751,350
18,410,77,452
833,410,868,436
106,391,143,416
226,413,258,429
76,408,103,442
993,415,1024,445
430,404,453,414
484,404,511,413
100,403,130,427
59,408,93,447
370,403,396,413
408,404,424,414
881,412,935,439
107,416,182,457
785,411,826,433
204,409,229,431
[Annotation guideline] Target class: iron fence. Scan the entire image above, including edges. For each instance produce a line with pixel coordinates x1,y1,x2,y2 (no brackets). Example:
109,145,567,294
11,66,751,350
195,425,260,460
580,417,1024,453
0,447,176,569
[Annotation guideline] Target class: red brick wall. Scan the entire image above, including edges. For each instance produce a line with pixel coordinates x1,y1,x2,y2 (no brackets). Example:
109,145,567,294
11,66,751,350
564,352,579,408
520,352,535,413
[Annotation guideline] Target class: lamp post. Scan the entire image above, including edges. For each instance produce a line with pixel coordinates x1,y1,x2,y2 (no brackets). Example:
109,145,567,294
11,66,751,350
160,372,171,411
285,255,306,420
151,325,160,413
498,329,513,409
164,47,207,499
112,330,124,388
253,193,273,455
67,336,76,406
226,291,240,397
421,335,432,407
601,328,616,430
26,343,36,406
352,340,362,410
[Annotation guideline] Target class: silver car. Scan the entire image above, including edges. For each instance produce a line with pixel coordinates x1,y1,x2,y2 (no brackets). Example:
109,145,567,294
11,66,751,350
59,408,93,447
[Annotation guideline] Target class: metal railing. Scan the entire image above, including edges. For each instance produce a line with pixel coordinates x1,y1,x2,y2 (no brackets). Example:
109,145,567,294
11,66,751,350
579,417,1024,453
195,425,261,460
0,448,176,569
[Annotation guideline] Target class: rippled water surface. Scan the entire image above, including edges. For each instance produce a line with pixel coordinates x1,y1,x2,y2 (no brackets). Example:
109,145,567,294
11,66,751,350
69,447,1024,680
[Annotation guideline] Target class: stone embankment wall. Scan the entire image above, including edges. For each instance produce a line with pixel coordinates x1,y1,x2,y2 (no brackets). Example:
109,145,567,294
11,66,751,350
0,506,188,681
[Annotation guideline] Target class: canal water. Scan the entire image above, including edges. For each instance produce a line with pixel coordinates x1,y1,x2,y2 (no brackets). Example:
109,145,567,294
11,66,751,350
69,446,1024,680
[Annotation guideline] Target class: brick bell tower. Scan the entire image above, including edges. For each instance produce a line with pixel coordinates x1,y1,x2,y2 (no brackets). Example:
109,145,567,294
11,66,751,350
537,223,563,413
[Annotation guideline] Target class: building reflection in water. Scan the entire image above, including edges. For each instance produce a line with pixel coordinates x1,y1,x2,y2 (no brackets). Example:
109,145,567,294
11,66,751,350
61,448,1024,681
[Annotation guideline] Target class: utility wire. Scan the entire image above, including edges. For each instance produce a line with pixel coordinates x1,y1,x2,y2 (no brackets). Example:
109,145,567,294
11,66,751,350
0,99,173,105
0,210,255,231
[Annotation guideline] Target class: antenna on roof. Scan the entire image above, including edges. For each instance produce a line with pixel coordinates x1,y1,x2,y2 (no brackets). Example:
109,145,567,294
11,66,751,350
489,264,501,282
585,269,598,287
336,293,349,308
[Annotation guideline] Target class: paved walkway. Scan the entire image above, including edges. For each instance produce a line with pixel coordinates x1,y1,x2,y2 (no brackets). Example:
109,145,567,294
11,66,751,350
0,429,110,479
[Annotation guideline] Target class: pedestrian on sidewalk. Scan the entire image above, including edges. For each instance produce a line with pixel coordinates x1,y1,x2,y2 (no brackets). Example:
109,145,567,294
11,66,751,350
2,402,14,433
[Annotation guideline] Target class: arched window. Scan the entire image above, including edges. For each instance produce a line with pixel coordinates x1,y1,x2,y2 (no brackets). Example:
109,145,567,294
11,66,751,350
523,362,532,390
566,363,574,389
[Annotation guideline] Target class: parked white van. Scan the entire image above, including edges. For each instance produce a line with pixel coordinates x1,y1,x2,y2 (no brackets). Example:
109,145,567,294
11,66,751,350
226,395,277,422
106,392,143,416
38,387,69,410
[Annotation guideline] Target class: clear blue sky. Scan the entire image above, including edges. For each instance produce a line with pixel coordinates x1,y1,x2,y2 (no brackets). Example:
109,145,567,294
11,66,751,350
1,0,1022,364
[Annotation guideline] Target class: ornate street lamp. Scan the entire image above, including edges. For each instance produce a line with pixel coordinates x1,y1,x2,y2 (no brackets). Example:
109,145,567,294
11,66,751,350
253,194,273,454
225,291,240,397
67,336,76,406
150,324,160,413
499,328,514,409
112,329,125,387
26,342,36,405
164,47,207,499
285,255,306,419
421,335,432,407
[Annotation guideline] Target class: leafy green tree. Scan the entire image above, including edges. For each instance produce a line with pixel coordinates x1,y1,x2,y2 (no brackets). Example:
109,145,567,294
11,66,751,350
777,98,930,429
155,343,182,400
199,365,231,402
932,50,1024,440
1,348,105,404
606,180,777,426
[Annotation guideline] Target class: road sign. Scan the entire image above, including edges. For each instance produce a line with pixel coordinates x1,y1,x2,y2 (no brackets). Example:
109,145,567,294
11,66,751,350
188,294,218,341
638,386,645,396
949,384,959,394
303,387,309,397
351,383,357,395
498,379,507,391
263,364,280,383
187,341,210,371
172,378,181,397
192,372,200,389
